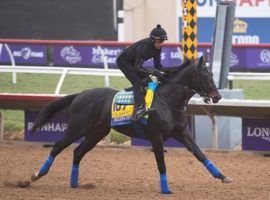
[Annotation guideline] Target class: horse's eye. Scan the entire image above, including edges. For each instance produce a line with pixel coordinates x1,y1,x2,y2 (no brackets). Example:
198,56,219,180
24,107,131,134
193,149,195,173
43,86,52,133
203,66,211,72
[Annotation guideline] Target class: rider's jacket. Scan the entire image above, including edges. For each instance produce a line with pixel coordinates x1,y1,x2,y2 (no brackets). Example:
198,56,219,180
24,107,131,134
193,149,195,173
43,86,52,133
117,38,164,72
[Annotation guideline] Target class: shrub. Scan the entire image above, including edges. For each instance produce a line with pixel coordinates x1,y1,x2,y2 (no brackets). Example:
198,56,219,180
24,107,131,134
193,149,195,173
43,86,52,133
4,120,23,132
110,130,130,144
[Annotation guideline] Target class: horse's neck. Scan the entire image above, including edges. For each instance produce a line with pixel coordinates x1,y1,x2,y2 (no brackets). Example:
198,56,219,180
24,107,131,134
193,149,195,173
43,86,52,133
156,63,196,109
157,83,188,109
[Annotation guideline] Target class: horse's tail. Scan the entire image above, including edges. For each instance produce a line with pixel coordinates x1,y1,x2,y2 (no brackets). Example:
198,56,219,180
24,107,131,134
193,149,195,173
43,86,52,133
31,93,78,133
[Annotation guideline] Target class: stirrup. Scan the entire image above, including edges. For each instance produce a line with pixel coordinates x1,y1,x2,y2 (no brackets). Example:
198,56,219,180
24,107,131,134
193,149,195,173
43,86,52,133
131,107,155,122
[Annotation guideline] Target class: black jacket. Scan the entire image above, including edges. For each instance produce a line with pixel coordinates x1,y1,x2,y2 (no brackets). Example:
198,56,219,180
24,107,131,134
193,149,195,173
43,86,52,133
118,38,164,72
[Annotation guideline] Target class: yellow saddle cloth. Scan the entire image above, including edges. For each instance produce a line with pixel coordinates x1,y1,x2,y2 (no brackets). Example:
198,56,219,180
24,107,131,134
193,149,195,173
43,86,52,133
111,87,155,126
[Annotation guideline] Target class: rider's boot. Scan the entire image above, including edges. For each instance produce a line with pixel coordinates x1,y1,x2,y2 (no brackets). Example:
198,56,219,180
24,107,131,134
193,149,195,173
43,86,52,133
131,104,155,122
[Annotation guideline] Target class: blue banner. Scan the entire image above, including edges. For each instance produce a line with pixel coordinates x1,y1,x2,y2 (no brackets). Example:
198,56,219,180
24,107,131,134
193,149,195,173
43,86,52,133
179,17,270,44
0,43,269,71
24,110,82,143
242,118,270,152
0,44,47,65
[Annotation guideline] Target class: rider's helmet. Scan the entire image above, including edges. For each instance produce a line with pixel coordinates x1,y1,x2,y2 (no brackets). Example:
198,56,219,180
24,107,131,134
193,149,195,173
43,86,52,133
150,24,168,42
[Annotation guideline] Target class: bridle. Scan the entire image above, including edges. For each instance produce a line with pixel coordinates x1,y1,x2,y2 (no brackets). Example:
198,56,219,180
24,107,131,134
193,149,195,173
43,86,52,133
190,68,215,99
154,67,214,112
158,68,212,99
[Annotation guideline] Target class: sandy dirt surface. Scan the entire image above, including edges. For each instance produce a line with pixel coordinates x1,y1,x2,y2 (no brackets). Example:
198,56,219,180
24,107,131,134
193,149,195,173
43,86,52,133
0,141,269,200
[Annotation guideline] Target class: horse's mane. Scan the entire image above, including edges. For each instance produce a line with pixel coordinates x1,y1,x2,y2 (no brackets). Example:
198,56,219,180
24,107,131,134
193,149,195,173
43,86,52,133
160,59,197,85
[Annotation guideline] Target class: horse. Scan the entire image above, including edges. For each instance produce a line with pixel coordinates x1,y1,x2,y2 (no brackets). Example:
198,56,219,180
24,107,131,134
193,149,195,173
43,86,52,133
30,57,232,194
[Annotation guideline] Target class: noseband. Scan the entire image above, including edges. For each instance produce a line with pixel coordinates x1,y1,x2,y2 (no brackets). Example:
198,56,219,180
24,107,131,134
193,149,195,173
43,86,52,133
191,69,214,98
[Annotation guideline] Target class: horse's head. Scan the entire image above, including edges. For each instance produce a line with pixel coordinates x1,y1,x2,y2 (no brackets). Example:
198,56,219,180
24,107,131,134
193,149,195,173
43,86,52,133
187,56,222,103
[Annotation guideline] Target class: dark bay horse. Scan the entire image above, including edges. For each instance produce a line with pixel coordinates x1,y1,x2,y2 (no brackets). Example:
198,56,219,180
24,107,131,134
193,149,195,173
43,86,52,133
30,57,232,194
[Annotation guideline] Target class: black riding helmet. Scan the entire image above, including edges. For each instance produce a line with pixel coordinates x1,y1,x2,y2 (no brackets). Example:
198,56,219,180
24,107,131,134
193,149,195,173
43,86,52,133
150,24,168,42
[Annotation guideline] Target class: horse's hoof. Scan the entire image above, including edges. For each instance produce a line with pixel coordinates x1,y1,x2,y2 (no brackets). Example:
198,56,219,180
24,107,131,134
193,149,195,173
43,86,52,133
31,172,41,182
222,176,232,183
70,183,79,188
162,190,173,194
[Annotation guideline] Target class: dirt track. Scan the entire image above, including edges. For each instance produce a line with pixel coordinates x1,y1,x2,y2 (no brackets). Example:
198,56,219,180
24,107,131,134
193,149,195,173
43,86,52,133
0,141,269,200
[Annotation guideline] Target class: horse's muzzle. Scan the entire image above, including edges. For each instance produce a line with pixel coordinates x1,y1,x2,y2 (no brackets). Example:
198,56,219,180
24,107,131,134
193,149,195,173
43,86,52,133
211,95,222,103
208,90,222,103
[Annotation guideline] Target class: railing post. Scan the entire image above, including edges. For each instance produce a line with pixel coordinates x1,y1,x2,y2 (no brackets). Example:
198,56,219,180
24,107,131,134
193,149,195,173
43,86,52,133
211,115,218,149
4,44,17,84
201,105,218,149
229,80,233,89
55,68,69,94
0,110,4,141
97,45,111,145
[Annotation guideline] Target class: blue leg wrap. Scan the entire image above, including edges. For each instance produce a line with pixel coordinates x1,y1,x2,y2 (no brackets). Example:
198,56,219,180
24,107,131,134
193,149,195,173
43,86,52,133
38,155,54,176
203,159,221,178
70,165,79,188
160,173,171,194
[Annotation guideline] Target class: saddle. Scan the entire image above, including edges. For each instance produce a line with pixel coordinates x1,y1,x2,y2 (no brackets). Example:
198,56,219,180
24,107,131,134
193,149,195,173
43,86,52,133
111,81,159,126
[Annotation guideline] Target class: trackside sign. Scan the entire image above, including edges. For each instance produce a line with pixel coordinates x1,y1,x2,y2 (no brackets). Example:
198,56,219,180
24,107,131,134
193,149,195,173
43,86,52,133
24,110,83,143
242,118,270,151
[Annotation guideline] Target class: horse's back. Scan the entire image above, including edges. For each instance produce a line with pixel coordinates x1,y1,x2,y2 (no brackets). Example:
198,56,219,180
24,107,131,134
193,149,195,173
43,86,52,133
68,87,118,126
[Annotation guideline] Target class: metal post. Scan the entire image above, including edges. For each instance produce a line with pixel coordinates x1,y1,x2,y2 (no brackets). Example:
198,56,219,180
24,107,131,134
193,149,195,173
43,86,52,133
211,1,236,89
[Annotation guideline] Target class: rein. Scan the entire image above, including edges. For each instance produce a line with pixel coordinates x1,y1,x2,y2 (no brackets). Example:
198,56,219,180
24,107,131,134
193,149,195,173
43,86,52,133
154,76,194,113
159,75,196,94
153,67,209,113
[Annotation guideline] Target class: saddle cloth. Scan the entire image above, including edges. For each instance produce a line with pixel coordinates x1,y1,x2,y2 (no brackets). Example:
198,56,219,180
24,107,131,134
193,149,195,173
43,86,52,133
111,82,158,126
114,90,134,105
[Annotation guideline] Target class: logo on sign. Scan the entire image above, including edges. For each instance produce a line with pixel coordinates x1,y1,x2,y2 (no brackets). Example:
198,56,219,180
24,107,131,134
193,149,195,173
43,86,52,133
233,19,247,33
13,47,44,60
246,126,270,142
232,19,260,44
260,49,270,64
27,122,68,133
170,49,183,60
230,52,239,67
61,46,82,64
91,47,122,64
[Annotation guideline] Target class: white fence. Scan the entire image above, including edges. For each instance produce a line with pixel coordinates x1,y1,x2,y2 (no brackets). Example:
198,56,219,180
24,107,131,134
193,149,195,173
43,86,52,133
1,65,270,93
0,65,124,94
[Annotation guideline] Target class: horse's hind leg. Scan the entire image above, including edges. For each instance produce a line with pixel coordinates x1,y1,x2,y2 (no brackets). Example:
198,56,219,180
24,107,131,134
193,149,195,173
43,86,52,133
70,125,111,188
173,129,232,183
31,129,82,181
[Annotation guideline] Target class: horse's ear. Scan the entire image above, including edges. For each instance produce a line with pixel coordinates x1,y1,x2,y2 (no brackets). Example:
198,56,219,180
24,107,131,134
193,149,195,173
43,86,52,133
198,56,204,66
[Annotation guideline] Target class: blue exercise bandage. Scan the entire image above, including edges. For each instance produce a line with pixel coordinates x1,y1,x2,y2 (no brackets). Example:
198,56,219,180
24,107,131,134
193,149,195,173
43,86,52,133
203,159,221,178
147,82,158,91
160,173,171,194
38,155,54,176
70,165,80,188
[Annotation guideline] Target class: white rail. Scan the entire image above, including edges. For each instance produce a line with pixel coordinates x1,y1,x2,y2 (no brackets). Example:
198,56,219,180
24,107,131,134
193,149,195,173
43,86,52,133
0,65,124,95
2,66,270,80
228,72,270,81
0,65,124,76
1,65,270,94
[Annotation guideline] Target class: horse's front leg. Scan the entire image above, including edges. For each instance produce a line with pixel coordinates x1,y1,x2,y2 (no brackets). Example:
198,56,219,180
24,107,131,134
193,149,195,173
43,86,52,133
149,133,172,194
173,129,232,183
